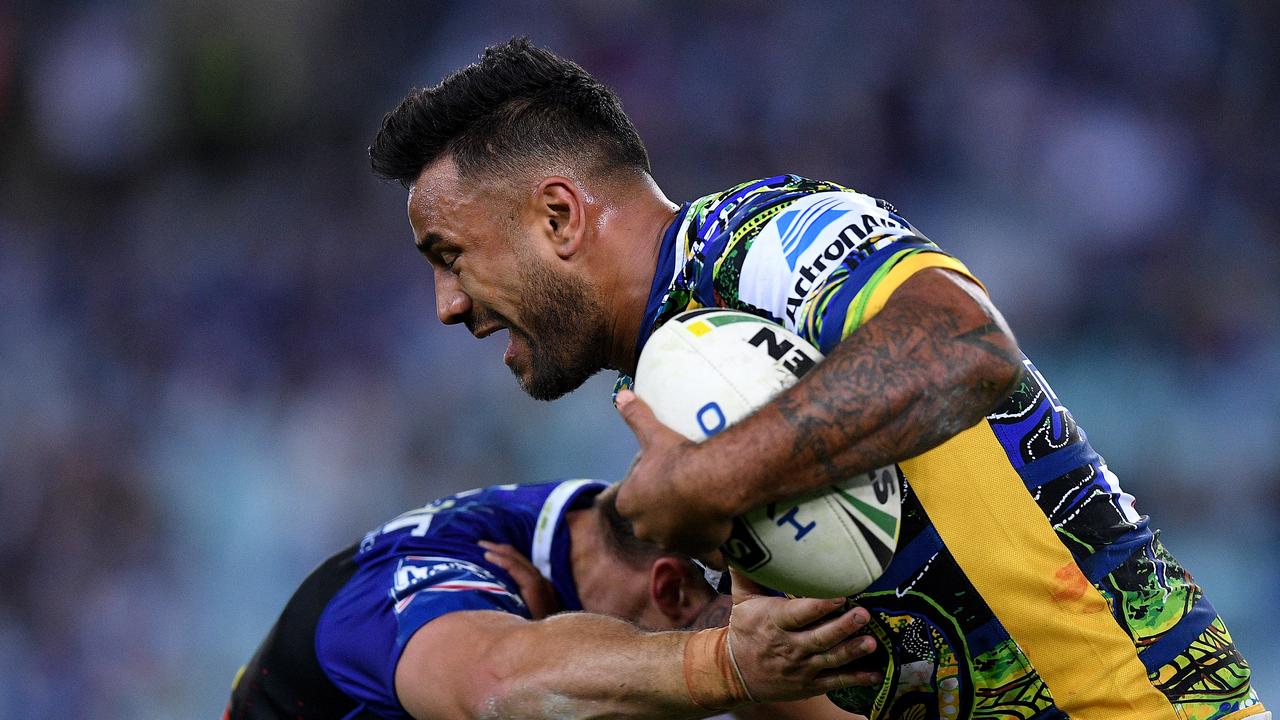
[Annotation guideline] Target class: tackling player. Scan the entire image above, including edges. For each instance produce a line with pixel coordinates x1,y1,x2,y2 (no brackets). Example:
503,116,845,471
225,480,878,719
367,38,1267,720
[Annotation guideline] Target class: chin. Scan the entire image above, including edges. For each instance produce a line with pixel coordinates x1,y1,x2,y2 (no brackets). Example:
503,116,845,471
517,374,579,402
515,359,600,402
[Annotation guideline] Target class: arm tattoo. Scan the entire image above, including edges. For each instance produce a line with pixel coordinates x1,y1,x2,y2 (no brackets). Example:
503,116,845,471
763,269,1022,494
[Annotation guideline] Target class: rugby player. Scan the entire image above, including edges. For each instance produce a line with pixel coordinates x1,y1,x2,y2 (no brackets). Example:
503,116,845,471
368,39,1266,720
225,480,878,719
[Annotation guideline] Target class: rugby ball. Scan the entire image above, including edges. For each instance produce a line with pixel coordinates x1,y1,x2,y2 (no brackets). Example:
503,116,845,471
634,309,900,598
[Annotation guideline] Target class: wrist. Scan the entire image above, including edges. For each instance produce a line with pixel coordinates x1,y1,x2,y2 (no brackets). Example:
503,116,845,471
682,627,755,710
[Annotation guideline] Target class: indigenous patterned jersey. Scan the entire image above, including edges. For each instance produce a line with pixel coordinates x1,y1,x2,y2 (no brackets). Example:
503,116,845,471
619,176,1264,720
227,480,606,719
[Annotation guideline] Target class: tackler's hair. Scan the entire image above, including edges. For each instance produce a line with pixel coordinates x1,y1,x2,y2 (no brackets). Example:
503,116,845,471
594,488,666,568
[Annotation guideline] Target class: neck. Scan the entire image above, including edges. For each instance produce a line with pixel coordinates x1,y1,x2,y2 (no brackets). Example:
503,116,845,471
593,174,679,377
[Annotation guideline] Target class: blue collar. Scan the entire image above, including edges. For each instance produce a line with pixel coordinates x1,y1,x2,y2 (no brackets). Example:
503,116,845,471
543,480,608,612
633,203,690,362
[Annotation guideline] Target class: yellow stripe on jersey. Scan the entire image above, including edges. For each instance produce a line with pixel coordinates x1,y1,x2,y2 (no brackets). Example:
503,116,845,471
899,423,1178,720
854,250,984,328
839,249,984,340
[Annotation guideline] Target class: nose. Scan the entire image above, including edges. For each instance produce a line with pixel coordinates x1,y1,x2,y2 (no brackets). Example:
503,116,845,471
433,269,471,325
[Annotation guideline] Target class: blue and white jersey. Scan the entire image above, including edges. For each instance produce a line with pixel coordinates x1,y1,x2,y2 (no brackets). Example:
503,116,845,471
612,176,1262,720
313,479,607,718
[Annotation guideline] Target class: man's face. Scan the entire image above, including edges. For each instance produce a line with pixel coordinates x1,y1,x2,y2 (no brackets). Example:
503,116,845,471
407,157,609,400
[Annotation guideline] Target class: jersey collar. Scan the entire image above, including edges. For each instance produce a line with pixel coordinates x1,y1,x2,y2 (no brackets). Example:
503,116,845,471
533,479,608,612
632,202,691,362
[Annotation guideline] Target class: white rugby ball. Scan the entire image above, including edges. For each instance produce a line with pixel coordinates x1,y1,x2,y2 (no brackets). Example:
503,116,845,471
634,309,900,598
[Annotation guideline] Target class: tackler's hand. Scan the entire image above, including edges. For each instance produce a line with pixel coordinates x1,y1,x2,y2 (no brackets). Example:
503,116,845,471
478,541,560,619
703,569,882,705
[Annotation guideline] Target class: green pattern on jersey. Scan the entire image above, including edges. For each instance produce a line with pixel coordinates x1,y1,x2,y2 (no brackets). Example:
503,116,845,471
617,176,1261,720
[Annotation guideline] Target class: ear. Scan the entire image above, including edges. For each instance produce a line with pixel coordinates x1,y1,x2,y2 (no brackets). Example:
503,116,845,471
533,177,586,260
649,556,706,625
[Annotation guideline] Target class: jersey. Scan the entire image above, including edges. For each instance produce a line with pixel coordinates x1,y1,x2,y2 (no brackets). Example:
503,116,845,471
226,479,607,720
618,176,1264,720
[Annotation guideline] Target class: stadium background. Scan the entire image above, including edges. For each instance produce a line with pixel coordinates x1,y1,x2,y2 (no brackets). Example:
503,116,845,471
1,1,1277,716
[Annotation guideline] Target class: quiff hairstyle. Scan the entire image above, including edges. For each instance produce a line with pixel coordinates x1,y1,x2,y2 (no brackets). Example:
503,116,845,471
370,37,651,188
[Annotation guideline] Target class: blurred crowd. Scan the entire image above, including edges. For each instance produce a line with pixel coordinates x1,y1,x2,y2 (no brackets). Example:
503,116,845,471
1,2,1276,717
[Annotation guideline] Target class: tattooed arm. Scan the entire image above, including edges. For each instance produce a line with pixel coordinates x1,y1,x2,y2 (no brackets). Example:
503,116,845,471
615,268,1022,556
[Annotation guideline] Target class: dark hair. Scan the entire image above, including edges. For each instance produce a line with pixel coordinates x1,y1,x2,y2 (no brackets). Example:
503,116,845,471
370,37,651,188
594,490,717,596
594,488,665,568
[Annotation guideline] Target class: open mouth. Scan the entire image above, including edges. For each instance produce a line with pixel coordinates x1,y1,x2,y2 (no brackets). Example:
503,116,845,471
467,314,523,369
471,322,506,340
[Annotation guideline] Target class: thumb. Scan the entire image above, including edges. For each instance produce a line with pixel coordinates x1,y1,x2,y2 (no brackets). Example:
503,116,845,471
729,568,768,604
615,389,662,445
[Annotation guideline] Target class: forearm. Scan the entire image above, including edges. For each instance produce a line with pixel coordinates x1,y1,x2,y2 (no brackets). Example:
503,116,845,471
402,595,876,719
481,613,706,720
692,269,1022,515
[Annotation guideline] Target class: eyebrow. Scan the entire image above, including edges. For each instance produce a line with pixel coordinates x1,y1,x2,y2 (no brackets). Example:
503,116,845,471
415,232,443,256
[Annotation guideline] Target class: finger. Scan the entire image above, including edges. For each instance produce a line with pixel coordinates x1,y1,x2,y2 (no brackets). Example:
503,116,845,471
807,668,886,694
478,540,519,562
600,481,640,520
481,544,540,580
615,390,662,445
478,540,510,555
798,604,870,652
815,633,878,668
478,541,534,569
771,595,847,631
482,547,520,574
729,568,767,603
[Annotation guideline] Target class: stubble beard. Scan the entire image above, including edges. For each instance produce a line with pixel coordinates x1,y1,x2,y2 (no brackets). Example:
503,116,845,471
514,259,611,401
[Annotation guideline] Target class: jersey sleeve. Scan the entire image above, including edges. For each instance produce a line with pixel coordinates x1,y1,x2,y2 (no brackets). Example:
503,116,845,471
315,550,528,718
728,189,984,354
387,553,528,649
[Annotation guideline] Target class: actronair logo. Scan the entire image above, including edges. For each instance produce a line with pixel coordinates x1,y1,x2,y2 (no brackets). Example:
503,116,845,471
782,211,914,322
776,196,852,270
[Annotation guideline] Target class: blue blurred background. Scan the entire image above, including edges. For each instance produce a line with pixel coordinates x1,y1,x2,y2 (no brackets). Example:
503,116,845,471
1,1,1276,716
